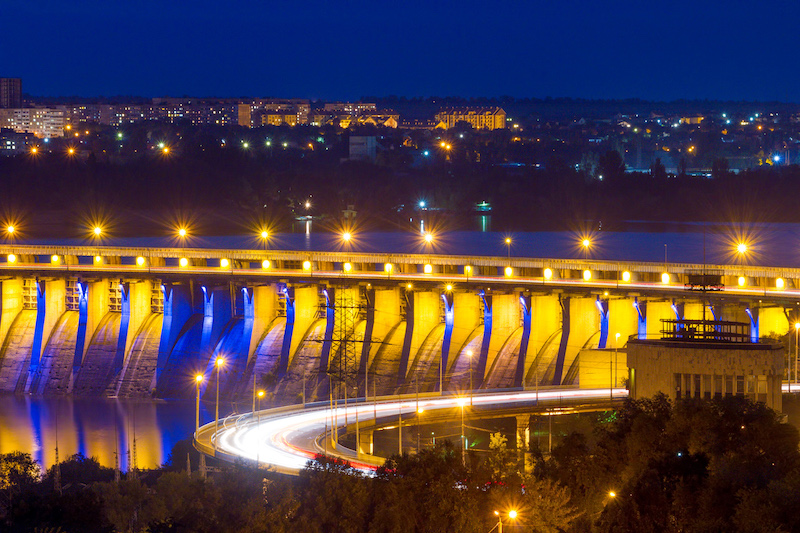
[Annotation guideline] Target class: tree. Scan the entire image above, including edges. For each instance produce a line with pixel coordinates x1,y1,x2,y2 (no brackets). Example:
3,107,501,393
650,157,667,180
598,150,626,181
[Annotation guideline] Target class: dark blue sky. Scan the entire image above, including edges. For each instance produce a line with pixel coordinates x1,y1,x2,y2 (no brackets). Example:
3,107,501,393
4,0,798,101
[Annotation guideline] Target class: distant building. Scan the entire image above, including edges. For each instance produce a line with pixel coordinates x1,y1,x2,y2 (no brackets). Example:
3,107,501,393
0,107,65,138
680,116,704,125
261,112,298,127
0,128,35,155
324,102,377,114
349,136,377,161
400,118,437,130
0,78,22,109
435,107,506,130
626,319,783,411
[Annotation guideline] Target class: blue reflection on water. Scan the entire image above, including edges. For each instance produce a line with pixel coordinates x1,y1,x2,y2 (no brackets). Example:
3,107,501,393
0,396,234,471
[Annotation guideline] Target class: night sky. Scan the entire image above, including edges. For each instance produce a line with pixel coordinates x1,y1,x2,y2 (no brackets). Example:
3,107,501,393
4,0,799,101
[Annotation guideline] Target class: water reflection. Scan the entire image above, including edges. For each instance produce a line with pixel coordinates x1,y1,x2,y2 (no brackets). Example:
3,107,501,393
0,396,210,471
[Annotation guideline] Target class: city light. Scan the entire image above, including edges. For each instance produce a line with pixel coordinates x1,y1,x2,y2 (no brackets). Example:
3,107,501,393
504,266,513,277
424,264,433,274
178,228,187,238
777,278,785,289
93,226,102,236
583,269,591,281
51,255,59,264
179,258,189,267
384,263,393,273
661,273,670,284
94,256,102,263
261,230,268,239
7,254,16,264
343,262,352,272
262,259,271,269
582,239,590,248
737,242,747,255
544,267,553,280
622,271,631,282
424,232,434,244
220,258,230,268
342,231,352,242
445,284,453,291
6,226,14,235
136,256,145,266
216,357,224,367
303,260,312,271
195,374,203,383
738,276,746,287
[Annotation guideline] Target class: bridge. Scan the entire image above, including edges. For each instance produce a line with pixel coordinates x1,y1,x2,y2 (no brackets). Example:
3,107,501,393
0,237,797,403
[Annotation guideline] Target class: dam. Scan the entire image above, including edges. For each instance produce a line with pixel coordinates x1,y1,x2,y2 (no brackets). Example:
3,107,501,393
0,231,797,405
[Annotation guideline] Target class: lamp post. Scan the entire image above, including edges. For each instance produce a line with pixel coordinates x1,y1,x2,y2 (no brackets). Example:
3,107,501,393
195,374,203,434
256,390,264,467
613,333,620,399
459,397,467,467
467,349,474,405
505,237,511,260
491,510,518,533
214,357,224,451
795,323,799,388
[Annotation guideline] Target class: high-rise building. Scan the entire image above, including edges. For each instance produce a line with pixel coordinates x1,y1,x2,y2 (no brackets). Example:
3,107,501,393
0,78,22,108
0,107,65,138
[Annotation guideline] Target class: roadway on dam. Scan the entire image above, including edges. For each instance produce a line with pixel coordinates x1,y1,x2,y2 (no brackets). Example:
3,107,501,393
194,387,629,475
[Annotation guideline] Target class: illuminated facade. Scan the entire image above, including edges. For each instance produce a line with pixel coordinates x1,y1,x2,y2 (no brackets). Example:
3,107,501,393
261,112,298,127
0,107,65,138
323,102,377,114
435,107,506,130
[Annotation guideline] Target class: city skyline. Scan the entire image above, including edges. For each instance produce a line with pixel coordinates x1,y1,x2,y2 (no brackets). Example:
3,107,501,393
4,0,800,102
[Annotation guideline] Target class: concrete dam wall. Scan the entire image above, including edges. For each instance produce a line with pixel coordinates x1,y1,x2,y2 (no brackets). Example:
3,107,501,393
0,275,791,406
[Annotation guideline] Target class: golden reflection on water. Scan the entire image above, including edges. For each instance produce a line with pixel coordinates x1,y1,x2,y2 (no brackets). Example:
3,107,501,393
0,397,197,471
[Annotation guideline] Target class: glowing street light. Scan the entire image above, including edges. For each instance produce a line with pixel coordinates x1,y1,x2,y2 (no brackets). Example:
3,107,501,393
93,226,102,237
6,226,14,236
424,232,434,244
505,237,511,259
465,265,472,282
737,242,747,255
342,231,352,243
493,509,518,533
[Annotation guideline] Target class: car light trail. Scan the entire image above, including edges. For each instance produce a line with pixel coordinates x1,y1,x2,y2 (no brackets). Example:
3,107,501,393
199,388,628,475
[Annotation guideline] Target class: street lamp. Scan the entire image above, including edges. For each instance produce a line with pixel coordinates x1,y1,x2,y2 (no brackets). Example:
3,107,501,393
256,390,265,467
260,230,269,252
505,237,511,260
491,510,518,533
582,238,591,261
195,374,203,433
214,357,224,451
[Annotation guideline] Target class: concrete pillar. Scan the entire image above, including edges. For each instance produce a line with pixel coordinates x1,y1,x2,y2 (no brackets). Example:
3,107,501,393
745,307,759,342
155,282,195,386
361,287,401,391
200,284,232,365
279,285,318,376
760,306,789,337
26,279,66,392
527,294,561,386
113,280,153,378
645,300,674,340
595,297,609,349
515,414,530,472
515,294,533,388
248,285,277,362
553,296,598,385
608,297,639,346
0,278,23,351
633,298,647,339
358,428,374,456
445,292,482,383
398,289,439,384
319,287,336,378
476,292,518,386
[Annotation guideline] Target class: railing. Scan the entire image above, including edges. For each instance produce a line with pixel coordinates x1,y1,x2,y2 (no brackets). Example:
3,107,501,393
660,319,751,343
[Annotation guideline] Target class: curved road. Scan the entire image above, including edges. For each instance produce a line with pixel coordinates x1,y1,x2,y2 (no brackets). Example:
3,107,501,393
195,387,628,475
